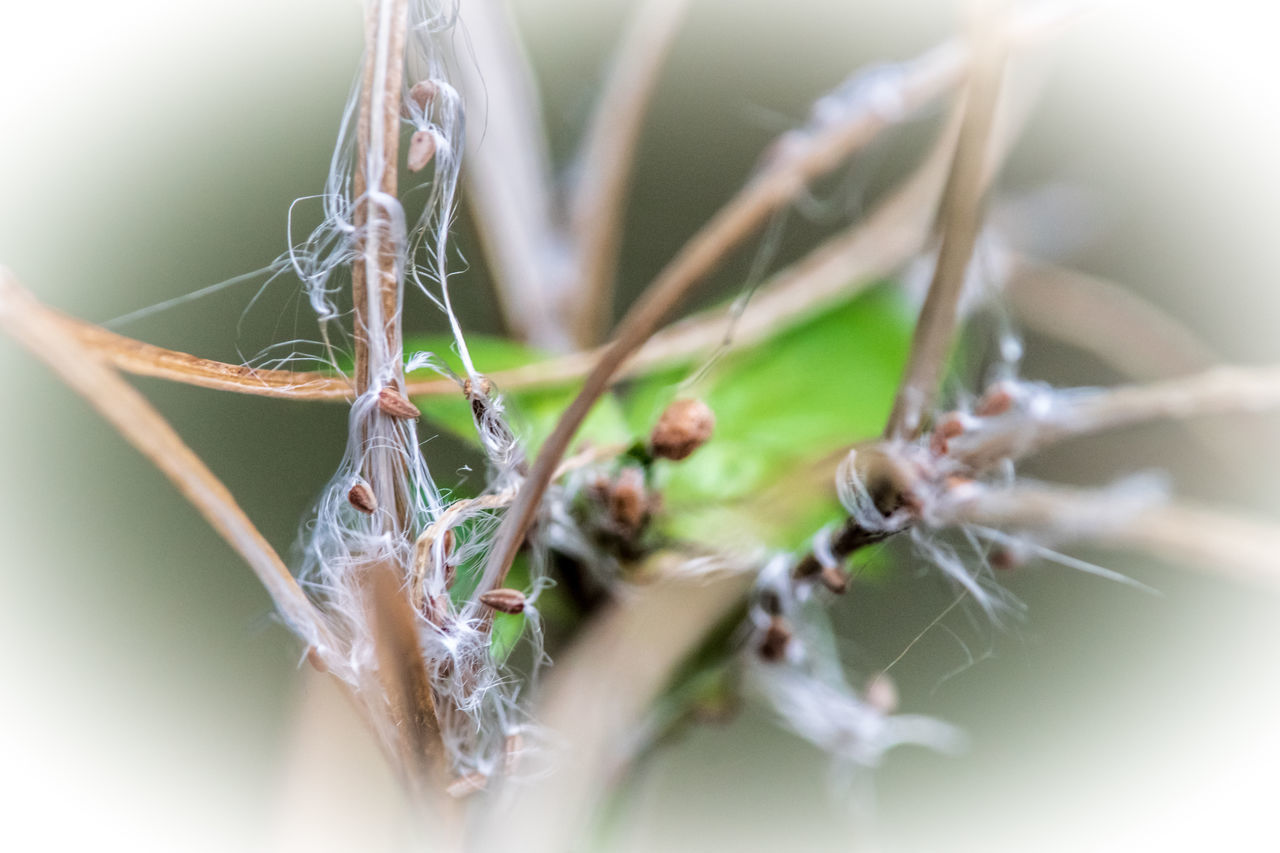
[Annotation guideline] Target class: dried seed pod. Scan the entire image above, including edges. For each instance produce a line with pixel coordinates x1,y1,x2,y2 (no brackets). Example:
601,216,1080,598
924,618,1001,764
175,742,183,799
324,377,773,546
376,385,421,419
865,672,899,714
347,482,377,514
479,587,526,615
759,615,792,662
818,564,849,594
406,129,437,173
446,771,487,798
649,398,715,461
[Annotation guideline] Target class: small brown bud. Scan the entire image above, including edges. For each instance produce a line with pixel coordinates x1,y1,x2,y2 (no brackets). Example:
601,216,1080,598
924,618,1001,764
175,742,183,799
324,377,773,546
479,587,526,615
818,565,849,594
649,398,715,461
347,482,377,514
305,647,328,673
377,385,422,419
608,467,648,533
759,615,792,662
446,771,487,798
407,129,437,173
865,672,899,714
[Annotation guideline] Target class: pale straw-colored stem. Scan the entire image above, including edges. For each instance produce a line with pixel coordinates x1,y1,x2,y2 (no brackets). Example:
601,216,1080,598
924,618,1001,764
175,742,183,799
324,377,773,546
0,270,332,648
568,0,691,347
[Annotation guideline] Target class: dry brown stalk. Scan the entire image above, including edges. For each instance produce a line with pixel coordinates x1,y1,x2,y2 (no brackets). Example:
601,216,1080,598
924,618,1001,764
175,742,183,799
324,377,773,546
454,0,566,350
0,270,332,647
884,9,1008,440
568,0,692,346
1004,253,1222,380
949,363,1280,470
951,483,1280,586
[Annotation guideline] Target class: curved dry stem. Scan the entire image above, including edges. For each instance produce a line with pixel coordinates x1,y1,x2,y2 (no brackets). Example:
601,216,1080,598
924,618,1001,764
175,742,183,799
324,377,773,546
0,270,332,647
568,0,691,347
950,363,1280,470
953,483,1280,587
1005,254,1221,380
884,9,1008,440
455,0,567,350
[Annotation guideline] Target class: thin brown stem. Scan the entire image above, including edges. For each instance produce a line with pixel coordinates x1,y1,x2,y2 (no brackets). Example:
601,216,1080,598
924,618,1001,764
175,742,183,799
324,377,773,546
1004,254,1221,380
884,8,1008,440
952,483,1280,587
352,0,411,395
950,363,1280,471
455,0,567,350
0,270,332,648
568,0,691,347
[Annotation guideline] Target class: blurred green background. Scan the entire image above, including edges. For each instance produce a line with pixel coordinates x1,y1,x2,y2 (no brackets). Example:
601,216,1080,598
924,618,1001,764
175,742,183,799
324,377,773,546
2,0,1279,850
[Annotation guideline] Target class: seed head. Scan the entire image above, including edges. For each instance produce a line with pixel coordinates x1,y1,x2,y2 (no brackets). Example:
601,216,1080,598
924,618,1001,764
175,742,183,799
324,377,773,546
479,587,526,615
649,398,715,461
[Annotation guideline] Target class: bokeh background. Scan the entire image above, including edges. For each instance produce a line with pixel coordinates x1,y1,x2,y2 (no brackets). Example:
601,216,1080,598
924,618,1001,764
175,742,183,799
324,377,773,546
2,0,1279,850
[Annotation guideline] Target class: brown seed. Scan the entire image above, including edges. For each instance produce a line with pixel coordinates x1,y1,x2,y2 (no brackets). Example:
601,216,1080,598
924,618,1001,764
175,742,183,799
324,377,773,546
929,411,965,455
975,382,1015,417
446,771,487,798
408,79,439,112
463,375,494,399
347,482,377,514
406,129,437,173
305,647,328,673
865,672,899,714
608,466,648,533
479,587,526,615
818,565,849,594
759,615,792,662
377,385,422,419
649,398,715,461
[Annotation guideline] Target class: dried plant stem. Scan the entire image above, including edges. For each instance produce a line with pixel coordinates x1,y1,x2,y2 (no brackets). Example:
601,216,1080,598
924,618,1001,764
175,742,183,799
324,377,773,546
951,364,1280,470
63,311,354,399
884,10,1007,440
0,271,332,647
568,0,690,347
455,0,566,350
953,484,1280,586
352,0,410,396
1005,254,1221,380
